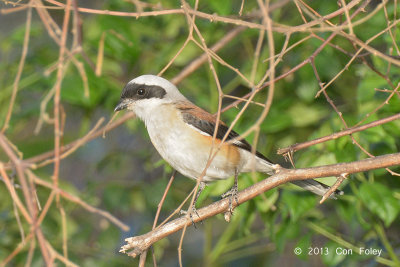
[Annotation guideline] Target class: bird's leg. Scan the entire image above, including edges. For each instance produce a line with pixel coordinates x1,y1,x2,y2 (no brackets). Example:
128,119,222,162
192,181,206,218
181,181,206,226
221,170,239,214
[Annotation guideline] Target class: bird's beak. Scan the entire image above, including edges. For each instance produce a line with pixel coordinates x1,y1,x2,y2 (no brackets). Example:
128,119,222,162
114,99,129,112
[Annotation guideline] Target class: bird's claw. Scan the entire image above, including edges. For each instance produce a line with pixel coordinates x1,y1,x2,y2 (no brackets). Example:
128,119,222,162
221,185,239,214
180,206,202,228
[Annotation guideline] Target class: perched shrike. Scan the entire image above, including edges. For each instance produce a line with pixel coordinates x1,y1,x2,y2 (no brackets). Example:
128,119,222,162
115,75,341,212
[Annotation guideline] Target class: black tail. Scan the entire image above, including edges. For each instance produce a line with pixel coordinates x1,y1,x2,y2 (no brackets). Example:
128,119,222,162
290,180,344,199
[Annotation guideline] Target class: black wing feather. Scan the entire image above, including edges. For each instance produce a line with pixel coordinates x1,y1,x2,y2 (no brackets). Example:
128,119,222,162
181,111,272,163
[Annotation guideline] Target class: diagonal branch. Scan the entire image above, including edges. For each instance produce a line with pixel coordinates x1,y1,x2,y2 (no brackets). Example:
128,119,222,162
277,113,400,155
120,152,400,257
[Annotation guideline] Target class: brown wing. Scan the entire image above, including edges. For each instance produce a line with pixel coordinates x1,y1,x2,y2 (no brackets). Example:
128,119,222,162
175,101,273,164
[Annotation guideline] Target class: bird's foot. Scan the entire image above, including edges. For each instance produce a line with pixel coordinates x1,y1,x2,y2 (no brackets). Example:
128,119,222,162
180,205,202,228
221,184,239,214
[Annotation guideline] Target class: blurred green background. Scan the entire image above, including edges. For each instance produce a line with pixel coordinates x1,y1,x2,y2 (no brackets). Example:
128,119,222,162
0,0,400,266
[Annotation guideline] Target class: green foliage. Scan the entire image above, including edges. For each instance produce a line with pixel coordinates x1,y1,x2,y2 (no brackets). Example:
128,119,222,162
0,0,399,266
359,183,400,227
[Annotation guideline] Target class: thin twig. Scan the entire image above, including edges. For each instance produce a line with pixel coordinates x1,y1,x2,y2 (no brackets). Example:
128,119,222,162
28,170,130,231
1,5,32,133
277,113,400,155
320,174,347,204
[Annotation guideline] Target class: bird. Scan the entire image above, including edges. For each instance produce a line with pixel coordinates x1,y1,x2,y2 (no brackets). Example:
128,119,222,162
114,74,342,213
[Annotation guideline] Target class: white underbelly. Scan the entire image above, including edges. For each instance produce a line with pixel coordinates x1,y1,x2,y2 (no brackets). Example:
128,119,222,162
144,111,237,182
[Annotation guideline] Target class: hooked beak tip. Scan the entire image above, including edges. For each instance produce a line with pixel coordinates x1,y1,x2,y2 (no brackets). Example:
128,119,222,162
114,101,128,112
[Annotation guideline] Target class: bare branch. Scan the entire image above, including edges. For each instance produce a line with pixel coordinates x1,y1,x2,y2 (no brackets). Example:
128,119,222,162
121,152,400,257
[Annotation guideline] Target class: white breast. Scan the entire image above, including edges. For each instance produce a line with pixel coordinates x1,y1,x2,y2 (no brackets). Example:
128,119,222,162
132,100,238,182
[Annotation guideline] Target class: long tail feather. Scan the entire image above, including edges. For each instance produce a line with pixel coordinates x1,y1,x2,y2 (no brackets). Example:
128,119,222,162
290,180,344,199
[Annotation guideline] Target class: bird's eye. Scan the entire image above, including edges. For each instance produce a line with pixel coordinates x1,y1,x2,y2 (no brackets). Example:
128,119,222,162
137,88,145,96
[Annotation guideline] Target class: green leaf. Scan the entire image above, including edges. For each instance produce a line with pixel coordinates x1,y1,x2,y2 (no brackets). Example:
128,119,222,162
209,0,232,15
296,80,318,102
261,111,293,133
288,103,328,127
240,201,257,236
274,219,300,252
359,183,400,227
295,233,312,260
281,191,318,221
255,188,279,213
334,141,357,163
321,241,347,266
356,68,385,103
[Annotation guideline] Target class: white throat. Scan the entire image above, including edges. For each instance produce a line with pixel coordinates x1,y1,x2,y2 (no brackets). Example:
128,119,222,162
128,98,166,125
